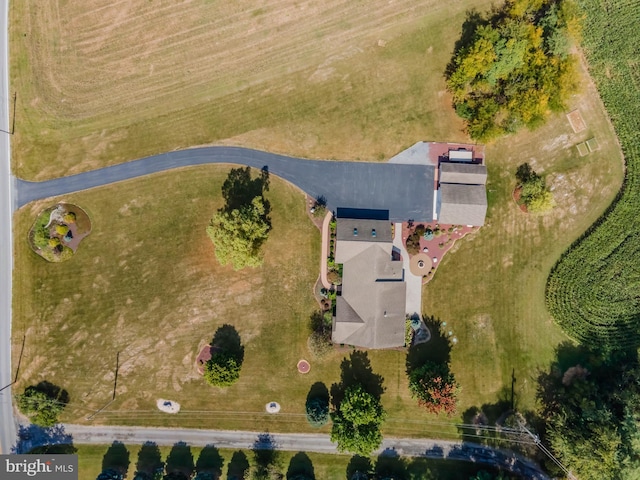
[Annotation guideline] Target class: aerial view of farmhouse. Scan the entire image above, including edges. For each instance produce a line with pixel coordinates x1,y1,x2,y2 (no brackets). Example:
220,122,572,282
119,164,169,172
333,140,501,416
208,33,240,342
1,0,639,479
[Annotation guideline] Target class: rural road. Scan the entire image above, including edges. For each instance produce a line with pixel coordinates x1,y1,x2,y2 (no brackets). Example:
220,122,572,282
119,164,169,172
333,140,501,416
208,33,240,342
0,0,17,455
26,425,547,479
16,146,435,222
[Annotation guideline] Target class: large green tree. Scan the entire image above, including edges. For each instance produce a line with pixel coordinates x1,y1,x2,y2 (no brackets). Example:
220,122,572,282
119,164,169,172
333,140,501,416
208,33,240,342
447,0,579,140
330,384,386,456
17,385,66,427
538,345,640,479
207,195,271,270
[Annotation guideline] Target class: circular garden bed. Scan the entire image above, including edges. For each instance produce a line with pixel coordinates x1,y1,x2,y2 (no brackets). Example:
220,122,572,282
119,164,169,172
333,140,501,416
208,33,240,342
28,203,91,262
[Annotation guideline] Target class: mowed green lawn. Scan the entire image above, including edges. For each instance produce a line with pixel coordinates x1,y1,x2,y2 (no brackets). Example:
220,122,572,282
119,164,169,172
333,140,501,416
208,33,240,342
424,63,625,413
12,167,454,437
11,0,625,440
74,444,494,480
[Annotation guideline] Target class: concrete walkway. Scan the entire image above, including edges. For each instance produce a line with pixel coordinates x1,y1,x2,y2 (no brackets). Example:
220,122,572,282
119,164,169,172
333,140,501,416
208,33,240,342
393,222,422,316
319,211,332,290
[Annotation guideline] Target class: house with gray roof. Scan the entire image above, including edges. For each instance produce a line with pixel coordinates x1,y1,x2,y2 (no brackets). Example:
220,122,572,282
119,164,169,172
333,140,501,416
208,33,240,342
332,218,406,349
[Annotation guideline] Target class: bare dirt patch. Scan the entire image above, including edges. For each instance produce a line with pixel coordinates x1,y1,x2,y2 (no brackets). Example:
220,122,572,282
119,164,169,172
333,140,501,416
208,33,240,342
566,109,587,133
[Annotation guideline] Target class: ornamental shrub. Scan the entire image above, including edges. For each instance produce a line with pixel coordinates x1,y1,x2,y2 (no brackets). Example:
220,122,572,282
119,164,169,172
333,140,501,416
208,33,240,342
204,351,241,387
55,224,70,236
308,330,332,359
305,396,329,427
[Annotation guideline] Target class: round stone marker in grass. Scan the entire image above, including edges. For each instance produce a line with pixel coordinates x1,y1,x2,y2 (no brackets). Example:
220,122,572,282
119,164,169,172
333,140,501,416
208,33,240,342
157,398,180,414
266,402,281,414
297,359,310,374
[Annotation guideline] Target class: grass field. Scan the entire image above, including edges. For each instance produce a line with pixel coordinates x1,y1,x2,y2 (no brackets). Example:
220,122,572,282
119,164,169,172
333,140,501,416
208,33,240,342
10,0,494,180
73,443,498,480
10,0,625,443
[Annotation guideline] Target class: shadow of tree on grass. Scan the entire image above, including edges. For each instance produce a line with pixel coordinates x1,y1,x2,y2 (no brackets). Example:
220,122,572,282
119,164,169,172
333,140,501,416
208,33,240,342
226,451,249,480
286,452,315,479
165,442,194,479
212,324,245,362
195,445,224,479
346,455,372,480
135,442,163,478
406,317,452,373
330,351,384,409
251,433,283,480
102,441,130,478
375,449,407,480
221,166,270,215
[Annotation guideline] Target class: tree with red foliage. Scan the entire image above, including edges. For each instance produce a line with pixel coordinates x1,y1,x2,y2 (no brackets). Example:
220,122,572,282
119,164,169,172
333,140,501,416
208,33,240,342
408,361,458,415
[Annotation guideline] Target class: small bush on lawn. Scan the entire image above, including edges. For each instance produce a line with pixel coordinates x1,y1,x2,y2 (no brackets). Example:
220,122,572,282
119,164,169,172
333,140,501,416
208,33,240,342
63,212,76,223
312,205,327,218
204,351,241,387
306,396,330,427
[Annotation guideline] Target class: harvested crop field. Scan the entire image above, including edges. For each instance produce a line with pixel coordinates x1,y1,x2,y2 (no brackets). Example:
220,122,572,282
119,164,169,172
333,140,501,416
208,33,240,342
10,0,493,179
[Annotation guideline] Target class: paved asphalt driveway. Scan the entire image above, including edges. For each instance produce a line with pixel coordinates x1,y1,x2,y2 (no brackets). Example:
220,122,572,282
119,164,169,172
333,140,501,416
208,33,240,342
16,146,435,221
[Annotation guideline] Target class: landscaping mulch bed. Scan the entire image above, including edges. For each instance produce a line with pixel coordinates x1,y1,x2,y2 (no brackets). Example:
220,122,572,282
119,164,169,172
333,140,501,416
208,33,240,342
512,186,528,213
196,344,221,375
401,222,478,284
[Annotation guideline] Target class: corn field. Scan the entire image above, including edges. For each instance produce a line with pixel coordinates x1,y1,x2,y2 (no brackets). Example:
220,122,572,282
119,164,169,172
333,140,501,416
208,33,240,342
546,0,640,350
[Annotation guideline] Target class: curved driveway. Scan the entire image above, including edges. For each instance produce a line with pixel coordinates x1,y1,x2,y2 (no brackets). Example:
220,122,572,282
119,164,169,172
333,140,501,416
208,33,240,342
16,146,435,222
